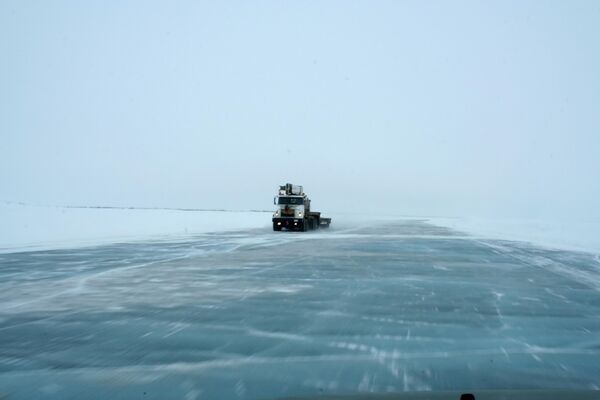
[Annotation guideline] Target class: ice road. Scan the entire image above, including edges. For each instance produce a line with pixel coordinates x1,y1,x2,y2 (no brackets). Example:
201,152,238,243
1,220,599,399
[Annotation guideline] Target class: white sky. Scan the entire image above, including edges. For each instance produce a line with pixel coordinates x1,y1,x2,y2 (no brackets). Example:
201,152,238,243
2,1,599,219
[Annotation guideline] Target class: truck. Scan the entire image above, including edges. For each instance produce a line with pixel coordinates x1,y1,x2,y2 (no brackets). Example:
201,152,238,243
272,183,331,231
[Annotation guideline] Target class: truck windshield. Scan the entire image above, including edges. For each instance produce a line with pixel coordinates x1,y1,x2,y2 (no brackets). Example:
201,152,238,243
278,197,303,205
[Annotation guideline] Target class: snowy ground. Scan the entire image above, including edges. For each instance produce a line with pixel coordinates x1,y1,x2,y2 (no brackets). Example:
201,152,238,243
0,203,270,253
1,220,600,399
429,216,600,255
3,203,600,255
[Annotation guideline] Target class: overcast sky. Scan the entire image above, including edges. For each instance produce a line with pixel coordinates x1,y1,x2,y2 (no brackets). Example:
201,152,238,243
2,1,599,219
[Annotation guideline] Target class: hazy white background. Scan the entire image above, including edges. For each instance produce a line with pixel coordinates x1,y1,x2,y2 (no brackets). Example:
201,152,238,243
2,1,600,248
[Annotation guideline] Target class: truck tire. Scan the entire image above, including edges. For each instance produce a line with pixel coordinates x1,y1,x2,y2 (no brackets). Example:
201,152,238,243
273,222,282,231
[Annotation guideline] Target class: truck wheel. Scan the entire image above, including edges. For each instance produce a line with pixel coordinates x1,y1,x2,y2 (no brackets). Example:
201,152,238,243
273,223,281,231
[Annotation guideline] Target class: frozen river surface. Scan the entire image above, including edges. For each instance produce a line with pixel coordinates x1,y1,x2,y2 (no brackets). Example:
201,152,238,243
1,220,600,399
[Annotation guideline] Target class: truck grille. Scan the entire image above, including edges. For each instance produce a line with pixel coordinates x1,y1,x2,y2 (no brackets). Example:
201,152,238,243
281,209,295,216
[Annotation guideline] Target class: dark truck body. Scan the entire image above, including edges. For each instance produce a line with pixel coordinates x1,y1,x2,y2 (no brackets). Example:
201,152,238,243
272,184,331,232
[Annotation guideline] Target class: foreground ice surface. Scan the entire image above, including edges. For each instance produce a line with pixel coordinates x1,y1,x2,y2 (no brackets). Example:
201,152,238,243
1,220,600,399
